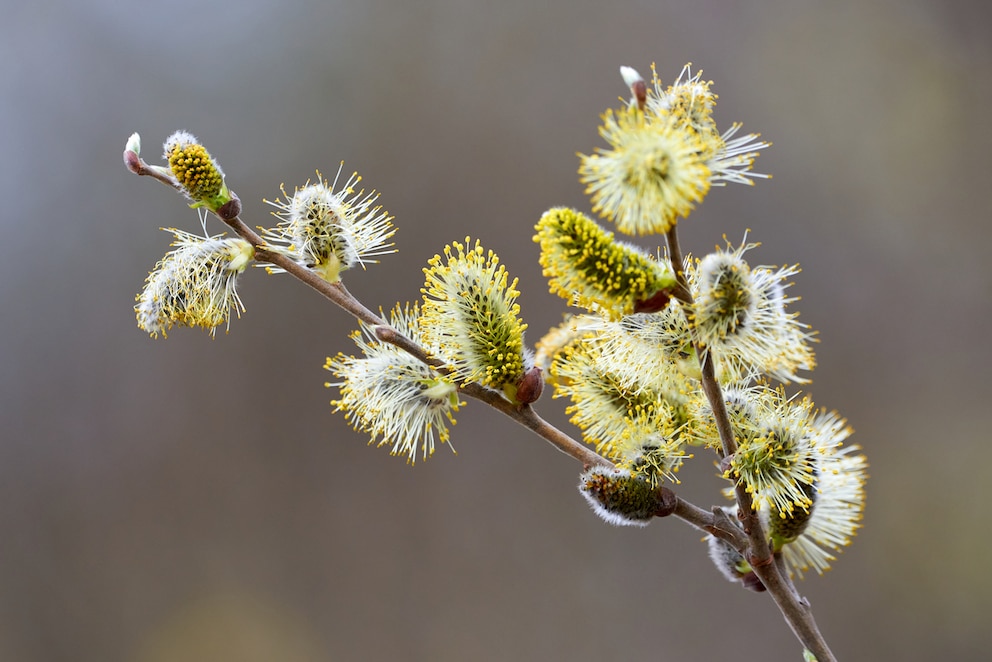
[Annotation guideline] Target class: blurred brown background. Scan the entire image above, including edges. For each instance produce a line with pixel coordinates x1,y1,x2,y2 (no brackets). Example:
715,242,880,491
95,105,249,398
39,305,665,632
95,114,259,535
2,0,990,660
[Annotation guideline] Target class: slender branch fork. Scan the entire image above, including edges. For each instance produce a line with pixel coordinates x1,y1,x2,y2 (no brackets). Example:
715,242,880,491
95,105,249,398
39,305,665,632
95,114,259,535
665,228,836,662
129,157,836,661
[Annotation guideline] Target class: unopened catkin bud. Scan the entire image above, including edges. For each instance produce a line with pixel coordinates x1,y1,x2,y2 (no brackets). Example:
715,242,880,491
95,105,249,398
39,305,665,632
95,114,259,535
578,466,675,527
619,65,647,109
123,132,142,173
704,508,766,592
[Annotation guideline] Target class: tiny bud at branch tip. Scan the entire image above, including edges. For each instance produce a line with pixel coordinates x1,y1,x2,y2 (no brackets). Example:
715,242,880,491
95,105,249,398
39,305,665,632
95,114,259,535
123,150,141,174
619,65,643,87
632,80,647,110
619,66,647,109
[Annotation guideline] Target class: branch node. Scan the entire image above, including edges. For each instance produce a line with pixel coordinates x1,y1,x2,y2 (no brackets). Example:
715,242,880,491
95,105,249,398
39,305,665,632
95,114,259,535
654,486,678,518
746,549,775,569
217,193,242,221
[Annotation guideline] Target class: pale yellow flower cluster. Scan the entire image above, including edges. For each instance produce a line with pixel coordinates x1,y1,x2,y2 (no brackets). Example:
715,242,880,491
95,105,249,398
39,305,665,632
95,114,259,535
580,64,769,236
135,229,253,338
326,304,462,464
538,65,864,575
262,166,395,283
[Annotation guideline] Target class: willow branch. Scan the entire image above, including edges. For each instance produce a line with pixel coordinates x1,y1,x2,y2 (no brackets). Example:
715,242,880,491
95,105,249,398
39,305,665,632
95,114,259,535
373,326,613,469
752,559,836,662
131,154,835,659
665,226,763,538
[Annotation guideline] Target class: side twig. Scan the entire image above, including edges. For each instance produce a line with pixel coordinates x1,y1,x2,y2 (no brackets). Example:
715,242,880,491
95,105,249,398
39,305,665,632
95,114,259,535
665,226,836,662
218,196,613,470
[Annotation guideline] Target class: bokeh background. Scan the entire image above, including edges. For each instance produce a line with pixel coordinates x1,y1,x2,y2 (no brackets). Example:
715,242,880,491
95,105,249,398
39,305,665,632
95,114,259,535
3,0,990,660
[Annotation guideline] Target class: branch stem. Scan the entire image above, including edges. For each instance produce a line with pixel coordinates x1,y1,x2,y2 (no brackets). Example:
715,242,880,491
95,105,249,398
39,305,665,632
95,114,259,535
213,191,613,470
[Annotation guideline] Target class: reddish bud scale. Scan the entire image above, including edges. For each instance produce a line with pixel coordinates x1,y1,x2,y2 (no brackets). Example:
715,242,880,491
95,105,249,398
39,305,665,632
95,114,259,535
632,79,648,110
124,150,141,174
515,366,544,404
741,572,767,592
217,194,242,221
655,486,678,517
633,288,672,314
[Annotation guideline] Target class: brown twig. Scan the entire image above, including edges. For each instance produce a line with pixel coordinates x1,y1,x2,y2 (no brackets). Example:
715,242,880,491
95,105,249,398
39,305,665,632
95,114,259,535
206,184,613,470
